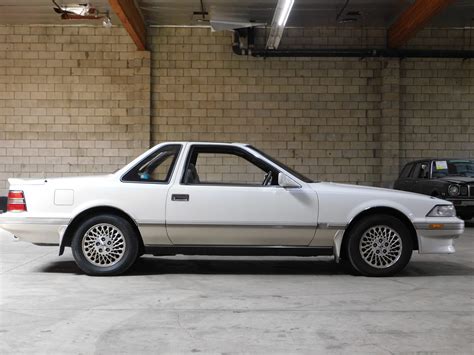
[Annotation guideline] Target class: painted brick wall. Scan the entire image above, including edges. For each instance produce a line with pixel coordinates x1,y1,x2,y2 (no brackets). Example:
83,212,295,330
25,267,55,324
400,59,474,163
0,25,472,195
149,27,385,186
149,27,473,187
0,26,150,194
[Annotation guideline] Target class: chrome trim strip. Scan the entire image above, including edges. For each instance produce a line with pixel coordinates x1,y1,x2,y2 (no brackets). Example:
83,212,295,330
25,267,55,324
136,220,166,225
318,223,347,230
413,222,464,231
138,222,344,229
166,223,317,229
0,217,70,225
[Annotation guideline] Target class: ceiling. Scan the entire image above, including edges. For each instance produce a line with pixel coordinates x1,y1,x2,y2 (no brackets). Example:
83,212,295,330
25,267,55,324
0,0,119,25
0,0,472,28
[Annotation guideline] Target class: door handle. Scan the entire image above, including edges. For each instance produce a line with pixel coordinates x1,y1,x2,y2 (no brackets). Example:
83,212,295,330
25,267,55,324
171,194,189,202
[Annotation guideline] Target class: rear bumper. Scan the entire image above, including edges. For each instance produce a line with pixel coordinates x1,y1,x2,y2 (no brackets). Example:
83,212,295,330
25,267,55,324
0,216,69,245
414,219,464,254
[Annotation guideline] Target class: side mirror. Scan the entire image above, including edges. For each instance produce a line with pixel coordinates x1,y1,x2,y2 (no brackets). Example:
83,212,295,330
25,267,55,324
278,173,301,189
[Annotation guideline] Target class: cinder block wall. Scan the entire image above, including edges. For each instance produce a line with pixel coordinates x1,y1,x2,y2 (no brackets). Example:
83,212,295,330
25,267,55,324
0,25,472,194
400,59,474,162
149,27,474,187
149,27,385,186
0,26,150,194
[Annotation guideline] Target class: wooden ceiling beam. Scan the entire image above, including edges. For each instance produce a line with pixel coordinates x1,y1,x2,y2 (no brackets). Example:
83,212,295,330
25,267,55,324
109,0,146,50
388,0,454,48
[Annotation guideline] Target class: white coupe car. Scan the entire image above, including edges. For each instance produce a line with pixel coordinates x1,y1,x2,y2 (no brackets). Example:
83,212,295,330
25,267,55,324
0,142,464,276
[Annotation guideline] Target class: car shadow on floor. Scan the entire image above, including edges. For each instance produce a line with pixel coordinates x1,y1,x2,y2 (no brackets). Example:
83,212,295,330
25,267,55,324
39,257,474,277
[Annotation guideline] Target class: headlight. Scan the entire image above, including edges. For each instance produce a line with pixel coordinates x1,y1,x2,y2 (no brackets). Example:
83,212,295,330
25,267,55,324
448,184,460,196
427,205,456,217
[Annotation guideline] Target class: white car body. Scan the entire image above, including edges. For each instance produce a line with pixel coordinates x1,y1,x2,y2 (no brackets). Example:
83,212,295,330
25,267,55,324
0,142,464,271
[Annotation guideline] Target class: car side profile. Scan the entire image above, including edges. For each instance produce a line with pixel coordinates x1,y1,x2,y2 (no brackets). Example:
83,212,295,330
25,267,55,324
394,159,474,220
0,142,464,276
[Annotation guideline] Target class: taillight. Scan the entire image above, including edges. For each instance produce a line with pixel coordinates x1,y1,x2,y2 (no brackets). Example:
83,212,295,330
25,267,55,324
7,190,27,212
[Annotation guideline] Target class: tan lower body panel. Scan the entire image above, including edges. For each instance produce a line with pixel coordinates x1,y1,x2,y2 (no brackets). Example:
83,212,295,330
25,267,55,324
138,224,172,245
310,228,345,247
165,224,317,246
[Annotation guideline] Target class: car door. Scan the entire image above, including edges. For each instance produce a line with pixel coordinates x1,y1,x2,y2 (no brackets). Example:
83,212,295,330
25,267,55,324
402,162,422,192
394,163,414,191
409,161,431,193
120,144,182,245
165,144,318,246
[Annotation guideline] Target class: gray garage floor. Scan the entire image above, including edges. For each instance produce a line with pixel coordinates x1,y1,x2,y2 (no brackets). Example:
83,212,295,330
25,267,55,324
0,226,473,354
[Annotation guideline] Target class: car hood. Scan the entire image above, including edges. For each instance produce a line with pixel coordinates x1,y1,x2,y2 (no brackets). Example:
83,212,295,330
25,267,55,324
435,176,474,184
308,182,448,223
309,182,439,203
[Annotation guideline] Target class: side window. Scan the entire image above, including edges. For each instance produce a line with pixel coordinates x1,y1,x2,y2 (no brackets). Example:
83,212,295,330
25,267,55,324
411,163,422,179
182,146,277,186
419,162,430,179
122,145,181,183
400,164,413,178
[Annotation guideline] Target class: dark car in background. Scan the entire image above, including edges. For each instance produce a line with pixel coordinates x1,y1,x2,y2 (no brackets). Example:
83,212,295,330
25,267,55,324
394,159,474,220
0,196,6,214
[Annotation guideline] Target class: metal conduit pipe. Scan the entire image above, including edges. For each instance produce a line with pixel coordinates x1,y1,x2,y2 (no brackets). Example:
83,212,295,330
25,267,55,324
232,30,474,59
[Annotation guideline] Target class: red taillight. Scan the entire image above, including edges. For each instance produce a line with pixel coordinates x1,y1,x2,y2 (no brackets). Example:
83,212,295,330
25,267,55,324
7,190,27,212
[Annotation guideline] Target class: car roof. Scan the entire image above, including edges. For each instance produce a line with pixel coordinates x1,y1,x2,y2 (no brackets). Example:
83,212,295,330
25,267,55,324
403,158,473,165
160,141,247,146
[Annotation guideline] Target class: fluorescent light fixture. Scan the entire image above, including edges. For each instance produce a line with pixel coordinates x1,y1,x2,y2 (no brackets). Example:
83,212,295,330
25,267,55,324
278,0,294,26
266,0,295,50
210,19,266,32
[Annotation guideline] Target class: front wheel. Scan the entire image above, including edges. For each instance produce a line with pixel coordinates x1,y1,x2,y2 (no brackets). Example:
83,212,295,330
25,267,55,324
345,215,413,277
71,214,139,276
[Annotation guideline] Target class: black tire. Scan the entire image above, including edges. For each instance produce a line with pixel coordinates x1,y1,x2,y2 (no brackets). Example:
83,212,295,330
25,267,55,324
345,214,413,277
71,214,139,276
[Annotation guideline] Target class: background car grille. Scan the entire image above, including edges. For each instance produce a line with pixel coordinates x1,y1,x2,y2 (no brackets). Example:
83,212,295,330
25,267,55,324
470,185,474,197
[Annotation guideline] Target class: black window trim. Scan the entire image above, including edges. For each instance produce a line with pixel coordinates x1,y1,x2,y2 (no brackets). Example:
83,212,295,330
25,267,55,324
180,144,282,187
120,144,183,185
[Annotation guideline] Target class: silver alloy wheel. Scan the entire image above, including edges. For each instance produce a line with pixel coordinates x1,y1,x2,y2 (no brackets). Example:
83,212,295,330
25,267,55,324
82,223,126,267
359,225,402,269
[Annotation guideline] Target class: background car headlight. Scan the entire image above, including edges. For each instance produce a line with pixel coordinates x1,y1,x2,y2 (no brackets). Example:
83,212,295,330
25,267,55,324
448,184,460,196
427,205,456,217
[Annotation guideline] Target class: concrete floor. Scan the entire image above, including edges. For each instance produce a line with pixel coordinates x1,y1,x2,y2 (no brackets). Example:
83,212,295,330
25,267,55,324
0,226,473,354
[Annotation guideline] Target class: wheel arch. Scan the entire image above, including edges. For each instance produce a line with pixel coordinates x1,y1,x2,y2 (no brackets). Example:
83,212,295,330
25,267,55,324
339,206,418,260
59,206,145,256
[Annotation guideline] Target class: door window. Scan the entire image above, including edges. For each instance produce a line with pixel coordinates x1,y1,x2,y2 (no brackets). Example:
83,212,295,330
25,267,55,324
419,162,430,179
400,163,413,178
182,146,278,186
122,145,181,183
411,163,422,179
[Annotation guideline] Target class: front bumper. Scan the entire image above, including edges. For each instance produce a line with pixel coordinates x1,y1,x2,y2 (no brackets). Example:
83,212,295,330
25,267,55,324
414,218,464,254
0,215,69,245
448,199,474,216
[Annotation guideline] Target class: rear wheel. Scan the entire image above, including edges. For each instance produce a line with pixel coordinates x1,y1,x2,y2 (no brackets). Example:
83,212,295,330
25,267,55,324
71,214,139,276
345,214,413,277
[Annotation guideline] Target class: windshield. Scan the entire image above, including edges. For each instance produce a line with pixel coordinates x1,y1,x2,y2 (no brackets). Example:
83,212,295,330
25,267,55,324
432,160,474,178
247,145,314,183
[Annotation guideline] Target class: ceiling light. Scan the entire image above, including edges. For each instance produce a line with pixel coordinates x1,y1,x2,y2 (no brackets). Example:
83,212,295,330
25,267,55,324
266,0,295,50
277,0,294,26
102,10,112,28
102,16,112,28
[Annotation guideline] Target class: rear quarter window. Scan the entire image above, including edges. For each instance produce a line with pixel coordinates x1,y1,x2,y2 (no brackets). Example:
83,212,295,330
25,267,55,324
400,163,414,178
